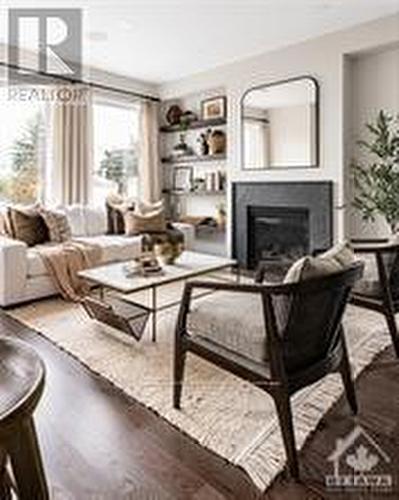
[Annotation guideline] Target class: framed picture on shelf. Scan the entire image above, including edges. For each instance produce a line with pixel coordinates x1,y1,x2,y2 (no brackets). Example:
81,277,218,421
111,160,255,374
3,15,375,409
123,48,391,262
201,96,227,120
173,166,193,192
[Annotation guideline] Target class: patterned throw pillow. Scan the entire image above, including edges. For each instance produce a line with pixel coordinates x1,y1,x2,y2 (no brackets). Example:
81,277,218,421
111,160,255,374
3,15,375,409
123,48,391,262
39,208,72,243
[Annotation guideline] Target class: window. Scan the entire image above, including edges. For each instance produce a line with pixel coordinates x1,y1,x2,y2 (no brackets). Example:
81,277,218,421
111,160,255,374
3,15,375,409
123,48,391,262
0,88,47,204
93,99,140,204
244,119,269,169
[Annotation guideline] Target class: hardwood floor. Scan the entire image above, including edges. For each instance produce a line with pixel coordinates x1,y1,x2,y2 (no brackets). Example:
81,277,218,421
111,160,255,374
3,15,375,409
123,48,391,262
1,310,398,499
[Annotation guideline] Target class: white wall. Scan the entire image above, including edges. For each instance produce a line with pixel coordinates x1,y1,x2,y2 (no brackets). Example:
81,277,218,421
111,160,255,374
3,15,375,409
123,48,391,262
0,43,160,98
159,13,399,253
348,45,399,239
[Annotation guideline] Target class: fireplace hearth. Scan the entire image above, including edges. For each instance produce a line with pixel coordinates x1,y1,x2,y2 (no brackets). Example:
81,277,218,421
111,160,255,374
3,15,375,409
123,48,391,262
232,182,333,269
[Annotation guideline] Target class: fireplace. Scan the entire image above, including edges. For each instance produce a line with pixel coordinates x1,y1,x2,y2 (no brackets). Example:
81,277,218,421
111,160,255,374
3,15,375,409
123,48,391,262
232,182,333,269
247,206,310,268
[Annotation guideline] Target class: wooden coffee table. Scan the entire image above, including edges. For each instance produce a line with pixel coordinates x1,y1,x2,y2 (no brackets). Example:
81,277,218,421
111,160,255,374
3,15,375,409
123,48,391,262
79,251,237,342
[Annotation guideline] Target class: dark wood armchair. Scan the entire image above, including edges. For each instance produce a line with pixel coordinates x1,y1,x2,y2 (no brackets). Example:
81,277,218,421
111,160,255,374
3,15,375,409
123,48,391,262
173,262,364,479
351,242,399,357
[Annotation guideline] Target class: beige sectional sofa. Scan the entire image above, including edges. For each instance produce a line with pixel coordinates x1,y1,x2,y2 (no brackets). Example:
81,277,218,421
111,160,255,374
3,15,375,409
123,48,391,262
0,205,194,307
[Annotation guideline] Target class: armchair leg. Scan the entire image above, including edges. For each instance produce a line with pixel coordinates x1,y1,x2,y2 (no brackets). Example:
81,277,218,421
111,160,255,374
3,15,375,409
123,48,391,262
273,392,299,480
383,307,399,358
173,345,186,410
339,339,358,416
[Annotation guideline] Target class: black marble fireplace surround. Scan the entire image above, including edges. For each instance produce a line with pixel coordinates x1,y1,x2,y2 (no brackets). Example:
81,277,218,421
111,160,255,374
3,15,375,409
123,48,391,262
232,181,333,268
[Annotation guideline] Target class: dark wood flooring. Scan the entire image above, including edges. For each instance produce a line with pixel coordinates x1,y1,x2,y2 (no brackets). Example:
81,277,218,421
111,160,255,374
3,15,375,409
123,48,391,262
1,310,399,499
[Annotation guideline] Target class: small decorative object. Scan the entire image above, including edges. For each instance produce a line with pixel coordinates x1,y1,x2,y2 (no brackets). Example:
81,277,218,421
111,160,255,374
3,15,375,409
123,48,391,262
352,110,399,234
172,134,193,157
154,239,184,265
166,105,183,125
173,166,193,192
201,96,227,120
134,253,164,276
197,132,209,156
208,129,226,155
216,201,227,229
180,110,197,128
193,177,206,192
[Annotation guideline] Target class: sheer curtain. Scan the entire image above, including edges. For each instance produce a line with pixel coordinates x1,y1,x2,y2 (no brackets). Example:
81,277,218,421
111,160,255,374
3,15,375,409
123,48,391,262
138,100,161,203
51,86,93,205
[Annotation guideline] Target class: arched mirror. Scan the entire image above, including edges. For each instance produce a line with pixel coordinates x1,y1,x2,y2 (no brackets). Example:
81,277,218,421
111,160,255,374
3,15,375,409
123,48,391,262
241,76,319,169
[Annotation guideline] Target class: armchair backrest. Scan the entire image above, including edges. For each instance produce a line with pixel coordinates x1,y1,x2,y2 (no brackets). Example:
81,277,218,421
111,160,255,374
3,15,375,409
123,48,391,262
269,262,363,375
378,247,399,298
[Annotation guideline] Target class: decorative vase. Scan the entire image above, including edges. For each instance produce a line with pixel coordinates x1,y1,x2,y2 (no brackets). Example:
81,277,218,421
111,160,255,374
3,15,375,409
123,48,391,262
154,240,184,265
208,130,226,155
166,105,183,125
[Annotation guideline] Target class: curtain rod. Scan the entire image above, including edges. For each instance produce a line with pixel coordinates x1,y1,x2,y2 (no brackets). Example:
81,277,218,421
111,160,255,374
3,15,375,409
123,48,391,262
0,61,160,103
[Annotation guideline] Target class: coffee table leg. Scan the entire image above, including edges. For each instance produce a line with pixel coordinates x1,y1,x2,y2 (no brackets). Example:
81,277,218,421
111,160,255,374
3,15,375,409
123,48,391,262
151,286,157,342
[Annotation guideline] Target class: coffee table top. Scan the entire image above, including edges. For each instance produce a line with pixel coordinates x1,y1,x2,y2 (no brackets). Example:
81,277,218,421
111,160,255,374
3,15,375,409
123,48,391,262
78,251,236,294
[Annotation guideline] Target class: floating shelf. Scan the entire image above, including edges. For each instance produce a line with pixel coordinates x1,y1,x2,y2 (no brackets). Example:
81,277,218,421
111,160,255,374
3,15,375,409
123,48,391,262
161,153,226,164
163,189,226,196
160,117,227,133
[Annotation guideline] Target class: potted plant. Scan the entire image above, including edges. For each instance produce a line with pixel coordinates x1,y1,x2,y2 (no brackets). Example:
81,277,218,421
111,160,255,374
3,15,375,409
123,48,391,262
352,110,399,235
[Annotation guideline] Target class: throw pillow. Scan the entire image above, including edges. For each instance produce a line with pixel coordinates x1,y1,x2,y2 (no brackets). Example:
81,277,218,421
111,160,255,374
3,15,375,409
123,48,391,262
124,208,166,236
105,194,135,235
39,207,72,243
284,241,355,284
6,206,49,246
277,241,356,334
136,199,164,215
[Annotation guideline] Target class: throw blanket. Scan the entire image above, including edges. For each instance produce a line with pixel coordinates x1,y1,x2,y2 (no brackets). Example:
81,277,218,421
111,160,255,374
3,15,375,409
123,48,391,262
38,241,102,302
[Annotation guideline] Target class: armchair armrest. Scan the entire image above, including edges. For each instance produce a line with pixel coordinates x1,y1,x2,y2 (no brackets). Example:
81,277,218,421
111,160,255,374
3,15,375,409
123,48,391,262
352,242,399,254
0,236,28,306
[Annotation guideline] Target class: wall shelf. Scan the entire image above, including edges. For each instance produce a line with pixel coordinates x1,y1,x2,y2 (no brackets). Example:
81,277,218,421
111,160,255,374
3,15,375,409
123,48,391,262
160,117,226,133
161,153,226,164
163,189,226,196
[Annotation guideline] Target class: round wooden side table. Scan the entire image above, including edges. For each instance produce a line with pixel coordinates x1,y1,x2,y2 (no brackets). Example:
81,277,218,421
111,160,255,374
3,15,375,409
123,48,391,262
0,337,49,499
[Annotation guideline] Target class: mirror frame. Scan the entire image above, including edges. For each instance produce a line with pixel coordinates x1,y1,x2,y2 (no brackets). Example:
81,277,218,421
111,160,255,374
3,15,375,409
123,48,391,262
240,75,320,170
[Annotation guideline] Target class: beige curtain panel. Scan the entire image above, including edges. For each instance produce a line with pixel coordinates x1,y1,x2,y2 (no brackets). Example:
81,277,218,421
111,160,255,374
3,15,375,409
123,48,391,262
53,86,93,205
139,100,161,203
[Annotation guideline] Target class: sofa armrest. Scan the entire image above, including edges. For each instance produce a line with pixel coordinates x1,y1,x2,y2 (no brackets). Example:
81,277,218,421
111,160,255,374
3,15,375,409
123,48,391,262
0,237,28,306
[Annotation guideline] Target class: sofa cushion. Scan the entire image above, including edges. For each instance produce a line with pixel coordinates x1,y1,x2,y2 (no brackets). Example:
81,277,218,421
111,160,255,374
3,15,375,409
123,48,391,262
83,206,107,236
7,206,49,247
27,235,143,277
187,290,267,363
75,235,142,263
27,246,50,277
60,205,86,236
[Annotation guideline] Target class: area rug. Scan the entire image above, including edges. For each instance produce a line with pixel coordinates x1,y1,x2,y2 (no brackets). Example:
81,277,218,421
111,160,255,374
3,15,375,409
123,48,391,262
8,284,392,492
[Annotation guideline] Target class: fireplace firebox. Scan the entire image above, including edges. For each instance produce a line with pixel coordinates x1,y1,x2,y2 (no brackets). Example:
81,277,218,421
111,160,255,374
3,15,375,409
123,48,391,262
232,182,333,269
247,206,310,269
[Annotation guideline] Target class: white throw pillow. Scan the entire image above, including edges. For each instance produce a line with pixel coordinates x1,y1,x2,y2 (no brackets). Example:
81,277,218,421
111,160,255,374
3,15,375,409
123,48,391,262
137,200,164,215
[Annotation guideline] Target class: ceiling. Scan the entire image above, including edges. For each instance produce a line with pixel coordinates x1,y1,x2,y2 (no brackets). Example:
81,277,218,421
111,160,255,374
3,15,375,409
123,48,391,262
1,0,398,84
